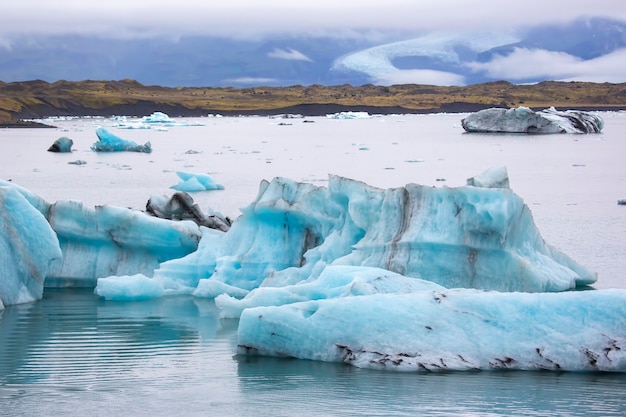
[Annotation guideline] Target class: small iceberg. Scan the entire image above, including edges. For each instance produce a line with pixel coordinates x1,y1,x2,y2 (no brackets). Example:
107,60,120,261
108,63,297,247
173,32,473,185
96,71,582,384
326,111,371,119
170,171,224,192
91,127,152,153
47,136,73,153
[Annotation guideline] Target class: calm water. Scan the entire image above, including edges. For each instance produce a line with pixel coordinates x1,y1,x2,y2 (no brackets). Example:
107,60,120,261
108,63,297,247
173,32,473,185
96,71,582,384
2,289,626,417
1,113,626,415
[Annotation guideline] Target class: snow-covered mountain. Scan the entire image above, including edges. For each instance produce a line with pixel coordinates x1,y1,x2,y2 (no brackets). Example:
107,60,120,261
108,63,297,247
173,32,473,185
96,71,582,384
1,17,624,87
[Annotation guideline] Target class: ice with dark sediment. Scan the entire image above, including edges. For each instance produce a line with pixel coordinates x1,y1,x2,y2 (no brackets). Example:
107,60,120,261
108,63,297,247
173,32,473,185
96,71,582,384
461,107,604,134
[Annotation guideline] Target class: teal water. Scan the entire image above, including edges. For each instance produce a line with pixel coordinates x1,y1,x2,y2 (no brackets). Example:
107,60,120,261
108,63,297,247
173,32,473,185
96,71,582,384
1,289,625,417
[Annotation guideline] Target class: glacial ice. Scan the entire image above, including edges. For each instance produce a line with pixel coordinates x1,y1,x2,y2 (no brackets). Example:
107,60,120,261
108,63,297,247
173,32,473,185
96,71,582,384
47,136,73,153
237,289,626,372
91,127,152,152
96,172,595,302
115,112,205,129
45,200,202,287
3,171,624,372
326,111,372,119
170,171,225,192
0,180,202,289
461,107,604,134
0,185,61,308
466,165,509,188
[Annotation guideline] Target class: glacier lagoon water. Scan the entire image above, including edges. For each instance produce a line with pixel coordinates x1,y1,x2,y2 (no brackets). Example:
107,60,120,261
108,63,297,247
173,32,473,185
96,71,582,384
1,113,626,415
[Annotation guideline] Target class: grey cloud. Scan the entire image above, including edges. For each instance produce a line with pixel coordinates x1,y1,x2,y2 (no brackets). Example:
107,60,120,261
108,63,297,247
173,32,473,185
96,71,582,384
2,1,625,39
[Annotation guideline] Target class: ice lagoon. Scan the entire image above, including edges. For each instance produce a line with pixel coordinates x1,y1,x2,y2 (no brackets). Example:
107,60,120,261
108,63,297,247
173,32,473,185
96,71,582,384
1,112,626,414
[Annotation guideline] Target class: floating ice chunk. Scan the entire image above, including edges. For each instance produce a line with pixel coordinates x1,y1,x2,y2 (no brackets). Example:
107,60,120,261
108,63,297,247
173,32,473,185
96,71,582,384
466,166,509,188
170,171,224,192
142,111,172,123
47,136,73,153
461,107,603,134
94,274,165,300
91,127,152,153
326,111,371,119
237,289,626,372
0,185,62,307
45,200,202,287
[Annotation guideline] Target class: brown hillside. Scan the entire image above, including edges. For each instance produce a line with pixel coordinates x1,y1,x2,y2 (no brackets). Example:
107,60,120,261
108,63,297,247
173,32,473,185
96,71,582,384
1,79,625,123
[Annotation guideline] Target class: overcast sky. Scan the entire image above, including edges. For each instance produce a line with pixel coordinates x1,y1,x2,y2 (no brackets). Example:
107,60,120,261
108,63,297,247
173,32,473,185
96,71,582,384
3,0,625,39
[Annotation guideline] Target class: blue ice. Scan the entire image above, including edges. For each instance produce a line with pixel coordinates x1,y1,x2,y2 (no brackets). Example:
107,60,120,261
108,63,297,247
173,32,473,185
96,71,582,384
3,171,624,372
0,184,61,309
98,174,594,301
237,289,626,372
170,171,225,192
91,127,152,152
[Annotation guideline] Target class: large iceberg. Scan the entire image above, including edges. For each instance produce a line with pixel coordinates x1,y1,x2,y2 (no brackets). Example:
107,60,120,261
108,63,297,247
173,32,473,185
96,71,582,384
4,171,623,372
96,173,595,301
461,107,604,134
237,289,626,372
91,127,152,152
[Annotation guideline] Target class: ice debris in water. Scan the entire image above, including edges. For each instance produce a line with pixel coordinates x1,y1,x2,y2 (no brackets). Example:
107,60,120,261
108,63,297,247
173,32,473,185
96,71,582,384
91,127,152,152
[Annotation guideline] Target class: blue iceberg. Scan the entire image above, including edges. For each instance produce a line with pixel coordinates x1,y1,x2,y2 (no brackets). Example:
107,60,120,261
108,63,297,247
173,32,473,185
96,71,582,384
0,180,202,290
0,184,61,308
3,170,624,372
91,127,152,152
237,289,626,372
97,173,594,300
170,171,225,192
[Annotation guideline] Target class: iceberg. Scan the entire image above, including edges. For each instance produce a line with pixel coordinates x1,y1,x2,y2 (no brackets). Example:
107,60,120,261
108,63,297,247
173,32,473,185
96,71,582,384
0,185,61,308
237,289,626,372
45,200,202,287
96,172,595,302
3,169,623,373
170,171,225,192
113,112,205,129
326,111,372,119
0,180,202,289
47,136,73,153
146,191,231,231
91,127,152,152
466,165,509,188
461,107,604,134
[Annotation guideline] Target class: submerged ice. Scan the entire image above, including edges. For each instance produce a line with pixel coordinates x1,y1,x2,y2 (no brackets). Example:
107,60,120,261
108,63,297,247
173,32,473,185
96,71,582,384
3,170,624,372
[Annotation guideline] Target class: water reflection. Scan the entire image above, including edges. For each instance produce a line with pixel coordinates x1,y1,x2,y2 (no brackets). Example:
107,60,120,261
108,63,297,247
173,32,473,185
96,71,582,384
0,289,222,387
236,356,626,416
1,290,626,417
